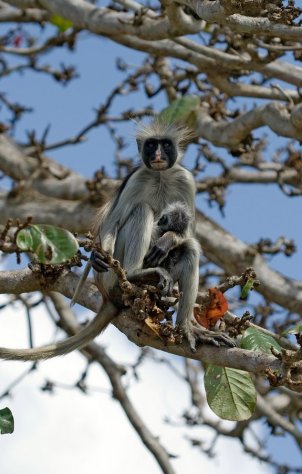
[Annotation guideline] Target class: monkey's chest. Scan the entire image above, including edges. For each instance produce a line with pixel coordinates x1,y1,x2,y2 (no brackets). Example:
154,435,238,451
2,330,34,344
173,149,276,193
144,181,188,217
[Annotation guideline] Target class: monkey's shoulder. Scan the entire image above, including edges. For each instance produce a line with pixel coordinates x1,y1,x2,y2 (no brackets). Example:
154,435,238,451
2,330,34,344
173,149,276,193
114,165,141,203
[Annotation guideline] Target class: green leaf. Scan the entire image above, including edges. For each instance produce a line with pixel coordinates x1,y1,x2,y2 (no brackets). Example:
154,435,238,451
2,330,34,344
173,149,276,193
50,14,73,33
16,224,79,264
205,365,257,421
0,407,14,434
158,95,200,127
240,327,281,354
240,277,255,300
281,324,302,336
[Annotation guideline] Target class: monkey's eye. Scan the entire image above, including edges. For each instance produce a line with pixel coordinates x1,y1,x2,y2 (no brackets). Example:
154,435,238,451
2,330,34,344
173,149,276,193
158,215,168,226
146,139,157,150
162,140,172,150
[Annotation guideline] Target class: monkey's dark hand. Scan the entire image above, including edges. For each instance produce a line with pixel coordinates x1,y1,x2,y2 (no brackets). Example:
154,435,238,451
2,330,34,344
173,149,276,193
181,321,236,352
91,250,110,273
144,233,177,268
144,243,169,268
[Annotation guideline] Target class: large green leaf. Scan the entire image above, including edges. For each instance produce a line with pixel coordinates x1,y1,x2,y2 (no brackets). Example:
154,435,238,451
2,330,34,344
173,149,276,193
240,327,281,354
205,365,257,421
16,224,79,264
158,95,200,127
0,407,14,434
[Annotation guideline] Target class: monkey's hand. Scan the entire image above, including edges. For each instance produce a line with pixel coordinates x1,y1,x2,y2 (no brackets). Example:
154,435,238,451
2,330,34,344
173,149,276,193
91,250,110,273
181,320,236,352
144,244,168,267
144,232,178,267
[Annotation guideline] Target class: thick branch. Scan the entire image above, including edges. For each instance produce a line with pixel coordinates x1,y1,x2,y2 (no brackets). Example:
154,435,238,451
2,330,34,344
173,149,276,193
0,189,98,232
195,102,302,149
0,134,94,200
208,74,301,103
5,0,200,40
0,1,48,22
0,267,283,374
177,0,302,41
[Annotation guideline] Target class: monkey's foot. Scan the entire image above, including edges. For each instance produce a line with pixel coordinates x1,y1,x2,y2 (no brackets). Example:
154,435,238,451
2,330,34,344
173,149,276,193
181,322,236,352
128,267,174,296
91,250,110,273
156,268,174,296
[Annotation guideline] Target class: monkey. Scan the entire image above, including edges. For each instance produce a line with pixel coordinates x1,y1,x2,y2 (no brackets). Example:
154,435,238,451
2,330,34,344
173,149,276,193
143,201,195,271
0,120,234,360
142,202,234,348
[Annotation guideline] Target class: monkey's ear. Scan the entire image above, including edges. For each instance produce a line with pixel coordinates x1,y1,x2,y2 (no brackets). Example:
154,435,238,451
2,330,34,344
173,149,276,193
136,139,142,153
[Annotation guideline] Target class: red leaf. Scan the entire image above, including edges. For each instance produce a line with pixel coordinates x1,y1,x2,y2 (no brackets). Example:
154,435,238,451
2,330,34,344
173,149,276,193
194,288,228,329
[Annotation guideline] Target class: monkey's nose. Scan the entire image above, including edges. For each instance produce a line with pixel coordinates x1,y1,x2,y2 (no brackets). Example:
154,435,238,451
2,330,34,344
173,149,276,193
155,151,162,161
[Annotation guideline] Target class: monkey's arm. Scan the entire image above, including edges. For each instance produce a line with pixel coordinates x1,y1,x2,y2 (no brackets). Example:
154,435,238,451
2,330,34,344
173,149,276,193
144,231,182,268
70,202,117,307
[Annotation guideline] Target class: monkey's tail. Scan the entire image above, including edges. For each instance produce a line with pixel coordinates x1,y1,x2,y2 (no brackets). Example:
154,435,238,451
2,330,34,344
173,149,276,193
0,302,118,361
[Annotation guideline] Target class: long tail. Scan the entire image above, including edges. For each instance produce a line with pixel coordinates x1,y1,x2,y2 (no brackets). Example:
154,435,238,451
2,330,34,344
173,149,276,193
0,302,118,361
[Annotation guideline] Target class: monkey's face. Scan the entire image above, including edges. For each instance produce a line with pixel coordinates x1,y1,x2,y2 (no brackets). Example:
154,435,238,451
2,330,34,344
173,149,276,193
142,138,177,171
158,209,190,234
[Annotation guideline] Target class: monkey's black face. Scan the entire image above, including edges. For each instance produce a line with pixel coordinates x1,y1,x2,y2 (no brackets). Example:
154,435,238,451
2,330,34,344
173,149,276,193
141,138,177,171
158,209,190,234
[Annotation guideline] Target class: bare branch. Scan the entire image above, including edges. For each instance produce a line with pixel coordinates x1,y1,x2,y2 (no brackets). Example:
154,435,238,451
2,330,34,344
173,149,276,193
195,102,302,149
177,1,302,41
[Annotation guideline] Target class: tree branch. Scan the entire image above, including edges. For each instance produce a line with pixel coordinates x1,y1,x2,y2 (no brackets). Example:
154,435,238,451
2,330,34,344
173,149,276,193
177,0,302,41
0,267,284,374
195,102,302,149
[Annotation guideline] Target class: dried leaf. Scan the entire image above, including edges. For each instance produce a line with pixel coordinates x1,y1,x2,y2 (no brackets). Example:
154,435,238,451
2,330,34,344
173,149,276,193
194,288,228,329
144,317,162,338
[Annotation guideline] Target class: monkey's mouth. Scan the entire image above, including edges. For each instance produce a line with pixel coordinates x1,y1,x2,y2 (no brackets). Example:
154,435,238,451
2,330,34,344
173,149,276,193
150,159,168,170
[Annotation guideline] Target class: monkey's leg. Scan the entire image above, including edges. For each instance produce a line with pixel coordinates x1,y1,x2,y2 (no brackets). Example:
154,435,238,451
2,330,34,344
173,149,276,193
121,203,154,270
171,241,235,351
120,204,174,295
